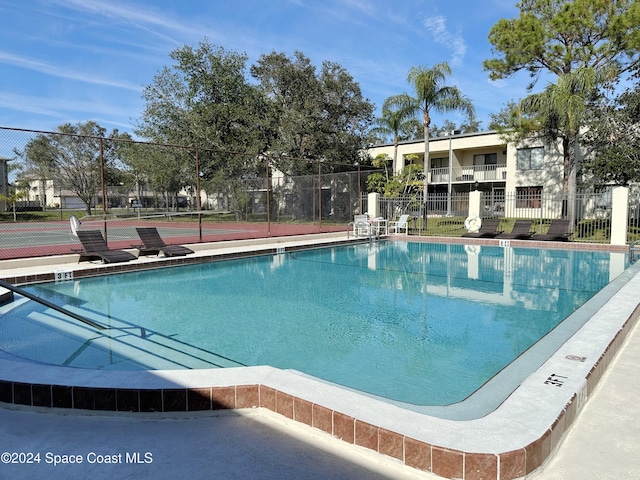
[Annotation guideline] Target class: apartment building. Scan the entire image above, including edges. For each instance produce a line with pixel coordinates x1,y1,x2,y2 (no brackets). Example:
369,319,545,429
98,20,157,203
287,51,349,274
366,130,576,212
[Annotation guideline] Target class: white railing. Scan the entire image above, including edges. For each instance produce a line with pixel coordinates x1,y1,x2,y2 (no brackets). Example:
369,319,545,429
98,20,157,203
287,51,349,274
429,164,507,183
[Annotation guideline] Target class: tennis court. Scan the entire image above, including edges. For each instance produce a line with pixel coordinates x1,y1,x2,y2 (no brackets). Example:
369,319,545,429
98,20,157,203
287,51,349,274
0,217,346,260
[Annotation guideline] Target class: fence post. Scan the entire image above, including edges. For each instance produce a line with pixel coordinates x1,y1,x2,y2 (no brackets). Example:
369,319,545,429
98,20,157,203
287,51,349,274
367,192,380,218
468,190,481,219
610,186,629,245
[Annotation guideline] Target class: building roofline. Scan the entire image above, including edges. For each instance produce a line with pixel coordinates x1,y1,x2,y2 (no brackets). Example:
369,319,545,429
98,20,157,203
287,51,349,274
367,130,506,149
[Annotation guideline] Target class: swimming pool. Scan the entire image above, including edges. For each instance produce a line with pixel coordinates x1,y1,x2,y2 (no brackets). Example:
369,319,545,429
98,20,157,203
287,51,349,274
3,241,629,412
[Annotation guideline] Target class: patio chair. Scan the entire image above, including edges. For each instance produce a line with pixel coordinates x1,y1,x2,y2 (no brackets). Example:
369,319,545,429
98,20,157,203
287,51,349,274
352,214,372,237
76,230,137,264
462,218,503,238
136,227,195,257
388,214,411,235
530,219,572,241
495,220,533,240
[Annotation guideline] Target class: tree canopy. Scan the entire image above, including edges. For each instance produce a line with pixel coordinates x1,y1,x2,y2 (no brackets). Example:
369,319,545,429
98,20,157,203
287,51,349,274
19,121,126,215
484,0,640,87
136,40,276,189
137,41,374,183
583,83,640,186
484,0,640,225
368,99,422,172
250,50,375,174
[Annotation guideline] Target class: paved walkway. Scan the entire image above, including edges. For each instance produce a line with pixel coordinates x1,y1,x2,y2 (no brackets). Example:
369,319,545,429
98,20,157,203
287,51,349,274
527,314,640,480
0,406,430,480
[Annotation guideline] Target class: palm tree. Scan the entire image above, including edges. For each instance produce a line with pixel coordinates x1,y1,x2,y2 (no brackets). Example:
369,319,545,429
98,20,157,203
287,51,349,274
520,67,607,227
387,62,475,203
369,100,421,173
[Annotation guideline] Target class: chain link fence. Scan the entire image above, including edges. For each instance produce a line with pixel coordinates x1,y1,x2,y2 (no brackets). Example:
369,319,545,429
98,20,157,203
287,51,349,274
0,126,379,259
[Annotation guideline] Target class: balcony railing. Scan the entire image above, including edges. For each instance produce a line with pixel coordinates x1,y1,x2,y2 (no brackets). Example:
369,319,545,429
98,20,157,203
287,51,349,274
429,164,507,183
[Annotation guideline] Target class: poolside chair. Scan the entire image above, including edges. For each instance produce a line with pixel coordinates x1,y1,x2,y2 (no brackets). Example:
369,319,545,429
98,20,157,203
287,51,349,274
76,230,137,264
495,220,533,240
530,219,572,241
136,227,194,257
462,218,503,238
352,214,372,237
388,214,411,235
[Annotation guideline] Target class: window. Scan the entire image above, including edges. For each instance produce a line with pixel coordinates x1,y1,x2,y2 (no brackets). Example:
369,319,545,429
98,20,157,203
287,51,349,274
431,157,448,169
516,186,542,208
517,147,544,170
473,153,497,165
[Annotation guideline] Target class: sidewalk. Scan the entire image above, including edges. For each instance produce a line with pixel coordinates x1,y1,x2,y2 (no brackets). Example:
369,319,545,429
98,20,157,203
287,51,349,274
529,317,640,479
0,405,430,480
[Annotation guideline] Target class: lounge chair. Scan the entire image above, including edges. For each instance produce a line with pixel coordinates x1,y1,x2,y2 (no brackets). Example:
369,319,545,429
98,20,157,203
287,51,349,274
136,227,194,257
389,214,411,235
76,230,137,263
530,219,572,241
495,220,533,240
462,218,503,238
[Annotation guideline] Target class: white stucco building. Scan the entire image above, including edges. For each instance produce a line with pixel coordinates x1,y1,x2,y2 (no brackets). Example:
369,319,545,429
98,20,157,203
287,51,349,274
367,130,574,199
365,130,588,218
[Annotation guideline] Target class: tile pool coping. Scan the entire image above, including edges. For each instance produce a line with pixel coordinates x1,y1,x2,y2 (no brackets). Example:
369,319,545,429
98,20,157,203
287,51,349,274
1,234,639,479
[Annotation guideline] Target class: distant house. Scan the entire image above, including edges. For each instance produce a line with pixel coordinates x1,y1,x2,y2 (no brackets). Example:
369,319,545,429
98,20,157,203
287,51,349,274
22,177,194,212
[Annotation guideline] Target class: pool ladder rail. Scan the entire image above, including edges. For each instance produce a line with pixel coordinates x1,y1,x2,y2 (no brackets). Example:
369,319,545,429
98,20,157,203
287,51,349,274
0,279,103,329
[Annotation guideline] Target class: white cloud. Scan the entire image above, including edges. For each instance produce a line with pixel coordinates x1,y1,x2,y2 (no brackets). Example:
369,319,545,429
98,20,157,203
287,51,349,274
0,91,139,125
45,0,219,46
488,78,508,88
0,92,63,118
423,15,467,67
50,0,190,35
0,51,141,91
341,0,376,17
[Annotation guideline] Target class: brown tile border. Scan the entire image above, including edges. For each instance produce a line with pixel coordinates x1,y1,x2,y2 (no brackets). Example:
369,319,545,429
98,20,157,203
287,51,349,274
379,428,404,461
187,387,211,411
432,446,464,479
312,404,332,434
404,436,431,471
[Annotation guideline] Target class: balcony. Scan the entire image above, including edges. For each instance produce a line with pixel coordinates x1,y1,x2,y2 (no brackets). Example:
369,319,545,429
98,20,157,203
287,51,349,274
429,164,507,184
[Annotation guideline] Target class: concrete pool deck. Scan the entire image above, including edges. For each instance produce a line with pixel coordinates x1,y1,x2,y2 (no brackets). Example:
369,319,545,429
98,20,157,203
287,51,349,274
1,233,639,479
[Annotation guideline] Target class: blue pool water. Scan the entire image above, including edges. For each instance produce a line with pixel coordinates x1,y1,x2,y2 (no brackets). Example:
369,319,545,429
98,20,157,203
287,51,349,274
3,242,629,406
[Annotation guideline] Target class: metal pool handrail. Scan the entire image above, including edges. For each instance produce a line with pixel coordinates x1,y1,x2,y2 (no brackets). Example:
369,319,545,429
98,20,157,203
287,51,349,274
0,279,105,330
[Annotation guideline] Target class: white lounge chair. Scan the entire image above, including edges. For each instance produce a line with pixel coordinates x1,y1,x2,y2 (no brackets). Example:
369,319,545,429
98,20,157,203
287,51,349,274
388,214,410,235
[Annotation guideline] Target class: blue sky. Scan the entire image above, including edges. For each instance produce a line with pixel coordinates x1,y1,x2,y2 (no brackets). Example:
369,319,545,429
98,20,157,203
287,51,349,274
0,0,534,136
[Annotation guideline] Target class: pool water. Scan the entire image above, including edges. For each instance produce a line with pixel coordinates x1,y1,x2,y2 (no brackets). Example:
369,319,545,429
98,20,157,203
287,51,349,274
5,242,629,406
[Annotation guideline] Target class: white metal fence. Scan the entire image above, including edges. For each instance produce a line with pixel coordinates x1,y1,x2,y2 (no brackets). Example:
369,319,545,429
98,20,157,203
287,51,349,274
368,188,640,244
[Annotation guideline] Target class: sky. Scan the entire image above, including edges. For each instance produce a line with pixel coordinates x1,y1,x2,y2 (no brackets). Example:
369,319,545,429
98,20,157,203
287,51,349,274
0,0,536,137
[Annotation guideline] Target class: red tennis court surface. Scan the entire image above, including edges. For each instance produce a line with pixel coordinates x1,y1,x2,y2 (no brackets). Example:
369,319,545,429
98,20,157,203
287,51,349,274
0,220,348,260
